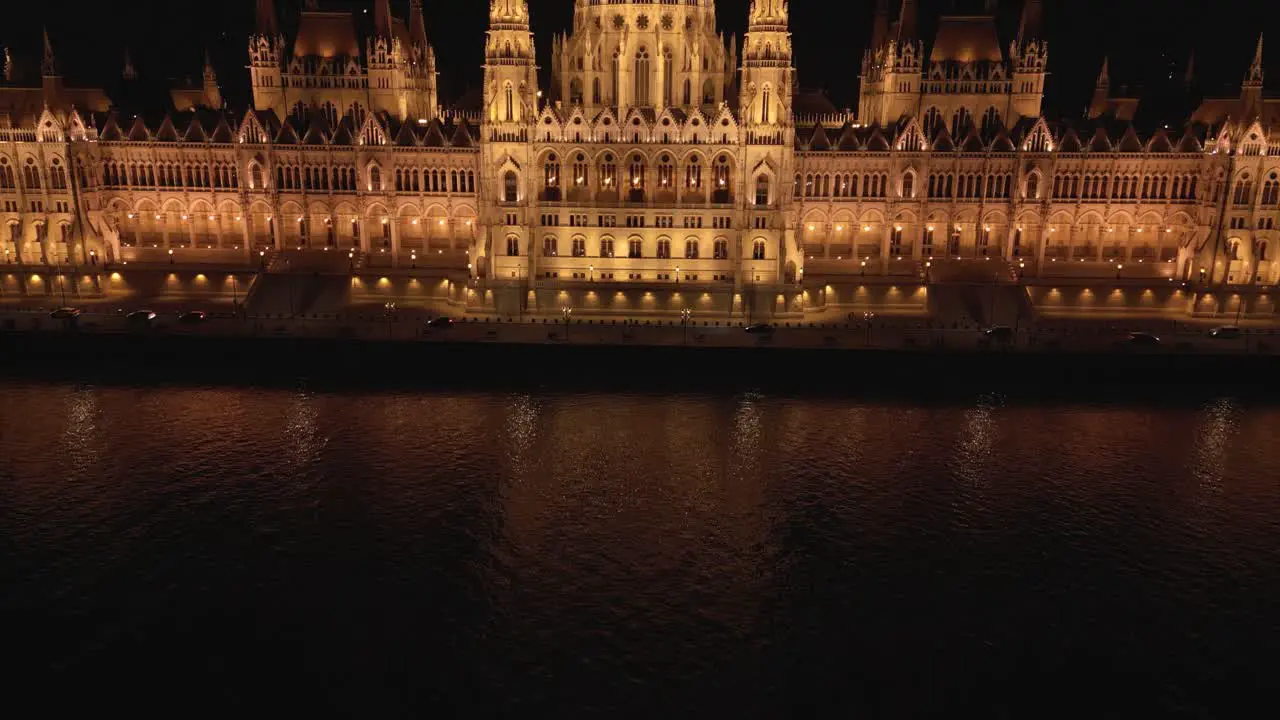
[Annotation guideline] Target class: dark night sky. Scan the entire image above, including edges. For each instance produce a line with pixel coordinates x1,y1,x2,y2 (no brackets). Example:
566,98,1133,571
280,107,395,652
2,0,1273,118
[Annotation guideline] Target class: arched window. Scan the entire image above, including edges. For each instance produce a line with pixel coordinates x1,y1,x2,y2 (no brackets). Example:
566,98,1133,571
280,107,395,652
657,154,674,189
23,159,40,189
901,172,915,199
683,79,692,106
713,156,730,193
951,107,973,137
504,84,514,121
685,238,699,259
923,107,943,136
600,237,614,257
506,235,519,256
752,239,766,260
1026,173,1040,200
542,236,557,257
600,153,616,190
628,237,642,258
634,49,651,106
702,78,715,105
714,238,728,259
503,171,519,203
761,86,771,125
755,175,770,206
573,154,589,188
980,107,1001,136
662,49,673,107
686,157,703,189
592,77,602,105
628,155,645,199
570,79,583,106
657,238,671,258
369,165,382,192
544,153,561,199
1263,173,1279,205
0,157,14,189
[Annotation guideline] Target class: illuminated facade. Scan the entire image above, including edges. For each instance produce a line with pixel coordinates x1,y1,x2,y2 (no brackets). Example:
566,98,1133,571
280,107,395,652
1,0,1278,301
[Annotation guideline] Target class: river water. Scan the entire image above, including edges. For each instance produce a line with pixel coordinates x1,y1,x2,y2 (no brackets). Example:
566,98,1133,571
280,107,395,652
2,379,1278,717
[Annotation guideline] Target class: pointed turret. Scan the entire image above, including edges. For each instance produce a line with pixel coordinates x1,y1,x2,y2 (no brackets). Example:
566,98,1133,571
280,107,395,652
3,47,12,83
1247,33,1264,84
410,0,428,50
203,49,223,109
1088,57,1111,119
1017,0,1043,44
42,28,57,77
256,0,279,39
375,0,393,39
870,0,890,51
1242,34,1264,120
123,48,137,80
897,0,918,42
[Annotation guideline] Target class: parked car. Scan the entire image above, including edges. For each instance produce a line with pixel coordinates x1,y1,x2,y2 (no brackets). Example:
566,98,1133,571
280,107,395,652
425,316,455,329
178,311,207,324
983,326,1015,343
127,310,157,325
1208,325,1243,340
744,323,775,335
49,307,82,320
1119,331,1161,347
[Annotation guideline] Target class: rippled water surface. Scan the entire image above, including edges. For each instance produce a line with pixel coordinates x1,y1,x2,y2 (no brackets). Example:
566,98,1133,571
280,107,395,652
2,380,1279,717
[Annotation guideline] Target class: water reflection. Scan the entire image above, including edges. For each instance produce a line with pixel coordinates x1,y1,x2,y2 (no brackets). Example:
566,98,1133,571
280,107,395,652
2,381,1280,717
1193,396,1241,490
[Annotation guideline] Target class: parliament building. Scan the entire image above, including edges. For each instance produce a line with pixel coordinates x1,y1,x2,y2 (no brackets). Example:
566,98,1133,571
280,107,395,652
1,0,1278,316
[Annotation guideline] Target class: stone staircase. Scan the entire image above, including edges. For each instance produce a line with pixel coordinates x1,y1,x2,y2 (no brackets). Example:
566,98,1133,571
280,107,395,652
927,258,1034,327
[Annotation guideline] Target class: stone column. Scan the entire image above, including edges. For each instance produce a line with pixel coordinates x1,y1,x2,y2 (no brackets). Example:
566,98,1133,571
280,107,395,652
1036,225,1049,278
880,226,890,274
390,219,401,268
241,218,252,262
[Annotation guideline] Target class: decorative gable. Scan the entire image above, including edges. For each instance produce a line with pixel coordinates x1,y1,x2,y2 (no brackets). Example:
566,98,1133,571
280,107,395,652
127,116,151,142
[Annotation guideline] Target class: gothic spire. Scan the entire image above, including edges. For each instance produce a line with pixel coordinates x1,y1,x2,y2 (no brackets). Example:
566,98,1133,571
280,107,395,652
256,0,279,39
1097,56,1110,87
871,0,890,51
897,0,918,43
1017,0,1043,44
42,28,57,76
409,0,428,49
123,48,138,81
375,0,393,38
1247,33,1264,84
203,48,216,82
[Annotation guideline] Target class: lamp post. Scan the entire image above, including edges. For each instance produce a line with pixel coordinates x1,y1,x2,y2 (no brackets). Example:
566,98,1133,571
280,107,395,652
1116,263,1124,280
231,274,239,316
681,307,692,345
561,305,573,341
57,262,67,306
863,311,875,347
168,248,174,265
384,301,396,340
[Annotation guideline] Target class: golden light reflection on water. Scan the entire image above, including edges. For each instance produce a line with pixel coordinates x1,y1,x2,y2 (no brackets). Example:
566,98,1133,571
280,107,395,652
1193,397,1241,491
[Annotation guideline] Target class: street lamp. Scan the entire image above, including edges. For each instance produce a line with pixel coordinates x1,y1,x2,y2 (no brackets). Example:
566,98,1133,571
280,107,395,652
561,305,573,341
860,259,867,276
168,248,174,264
862,311,876,346
681,307,692,345
1116,263,1124,280
589,265,594,282
384,301,396,340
